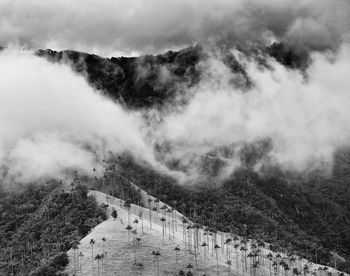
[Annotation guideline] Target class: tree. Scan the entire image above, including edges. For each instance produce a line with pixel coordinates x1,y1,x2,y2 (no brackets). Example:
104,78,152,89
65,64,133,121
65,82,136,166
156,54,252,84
147,197,153,229
152,250,161,276
133,218,139,231
186,263,194,274
101,237,107,255
201,242,209,274
133,237,141,263
214,244,221,274
71,242,79,274
174,245,180,264
227,260,232,276
160,217,166,244
111,209,118,220
126,225,133,242
95,254,102,276
124,201,132,224
89,239,95,263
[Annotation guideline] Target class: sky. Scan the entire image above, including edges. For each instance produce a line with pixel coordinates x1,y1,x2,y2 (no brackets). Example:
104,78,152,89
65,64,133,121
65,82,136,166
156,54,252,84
0,0,349,56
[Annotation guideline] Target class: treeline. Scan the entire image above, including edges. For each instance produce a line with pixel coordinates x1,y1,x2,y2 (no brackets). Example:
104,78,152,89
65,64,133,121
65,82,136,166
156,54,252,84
0,181,106,275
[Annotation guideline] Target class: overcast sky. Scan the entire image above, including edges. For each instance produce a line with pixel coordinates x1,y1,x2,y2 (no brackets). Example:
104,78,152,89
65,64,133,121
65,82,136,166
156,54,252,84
1,0,349,56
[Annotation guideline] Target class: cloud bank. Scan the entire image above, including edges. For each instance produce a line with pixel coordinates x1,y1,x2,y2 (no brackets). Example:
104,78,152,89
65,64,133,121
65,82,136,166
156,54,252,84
0,49,155,183
155,44,350,178
0,0,349,56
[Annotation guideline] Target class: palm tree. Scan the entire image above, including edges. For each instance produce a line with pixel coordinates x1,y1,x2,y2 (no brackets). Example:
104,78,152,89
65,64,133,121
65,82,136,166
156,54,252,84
152,250,161,276
72,242,79,274
252,261,259,276
133,218,139,231
95,254,102,276
267,252,273,276
147,197,153,228
124,201,132,224
78,252,83,275
160,217,166,244
293,268,301,276
101,237,106,255
138,211,144,233
247,252,254,276
174,246,180,264
133,237,141,263
240,245,248,272
214,244,221,274
126,225,133,242
227,260,233,276
187,263,194,274
202,242,209,275
136,262,144,276
182,217,188,244
225,238,233,261
167,208,173,238
89,239,95,263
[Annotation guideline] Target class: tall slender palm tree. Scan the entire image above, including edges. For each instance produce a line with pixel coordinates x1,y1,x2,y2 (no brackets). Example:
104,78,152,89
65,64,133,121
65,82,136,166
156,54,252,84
240,245,248,273
148,197,153,229
89,239,95,263
214,244,221,275
78,252,83,275
267,252,273,276
101,237,106,255
95,254,102,276
202,242,209,275
227,260,233,276
182,217,188,244
152,250,161,276
126,225,133,242
225,238,233,261
133,218,139,231
72,242,79,274
136,262,144,276
133,237,141,264
124,201,132,224
174,245,180,264
160,217,166,244
187,263,194,274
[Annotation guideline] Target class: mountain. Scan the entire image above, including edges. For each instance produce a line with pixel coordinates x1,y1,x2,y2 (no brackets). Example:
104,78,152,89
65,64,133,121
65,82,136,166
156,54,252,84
35,42,303,110
34,44,350,272
1,44,349,274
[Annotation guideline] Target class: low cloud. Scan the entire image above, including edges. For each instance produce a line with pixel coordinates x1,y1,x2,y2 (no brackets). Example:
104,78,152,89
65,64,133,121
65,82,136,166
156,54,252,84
0,49,155,184
154,44,350,178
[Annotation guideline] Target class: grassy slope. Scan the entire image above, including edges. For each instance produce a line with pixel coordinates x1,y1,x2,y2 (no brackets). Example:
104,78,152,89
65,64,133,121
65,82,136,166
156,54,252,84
65,190,346,276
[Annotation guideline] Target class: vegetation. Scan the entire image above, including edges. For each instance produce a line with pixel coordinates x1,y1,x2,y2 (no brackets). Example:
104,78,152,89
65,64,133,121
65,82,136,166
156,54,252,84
108,154,350,273
0,181,106,275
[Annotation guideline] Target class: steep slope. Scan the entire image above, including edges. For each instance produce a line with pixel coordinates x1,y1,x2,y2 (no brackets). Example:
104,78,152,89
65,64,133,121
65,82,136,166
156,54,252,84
65,190,346,276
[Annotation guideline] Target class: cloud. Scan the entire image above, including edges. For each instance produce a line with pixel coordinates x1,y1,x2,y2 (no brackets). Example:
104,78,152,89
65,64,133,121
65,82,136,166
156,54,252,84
0,49,155,183
0,0,349,56
154,44,350,177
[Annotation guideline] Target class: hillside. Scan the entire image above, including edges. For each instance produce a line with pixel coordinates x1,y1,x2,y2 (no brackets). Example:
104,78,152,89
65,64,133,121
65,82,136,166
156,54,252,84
65,190,346,276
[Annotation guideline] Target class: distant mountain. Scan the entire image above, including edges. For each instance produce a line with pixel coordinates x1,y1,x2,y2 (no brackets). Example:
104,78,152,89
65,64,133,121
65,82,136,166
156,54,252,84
35,42,305,109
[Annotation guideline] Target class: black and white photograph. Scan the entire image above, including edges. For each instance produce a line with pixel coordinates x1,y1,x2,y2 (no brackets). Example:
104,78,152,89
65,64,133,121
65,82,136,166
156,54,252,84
0,0,350,275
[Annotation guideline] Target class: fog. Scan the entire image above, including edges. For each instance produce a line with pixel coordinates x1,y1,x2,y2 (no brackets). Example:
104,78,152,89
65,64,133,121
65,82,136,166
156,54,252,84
0,49,155,183
155,44,350,178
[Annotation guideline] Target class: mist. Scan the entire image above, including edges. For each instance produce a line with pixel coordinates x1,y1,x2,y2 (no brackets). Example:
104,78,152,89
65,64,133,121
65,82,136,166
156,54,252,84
0,0,349,56
154,44,350,179
0,49,155,184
